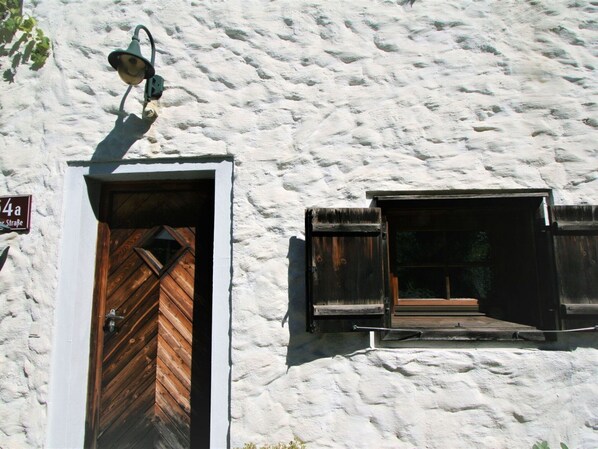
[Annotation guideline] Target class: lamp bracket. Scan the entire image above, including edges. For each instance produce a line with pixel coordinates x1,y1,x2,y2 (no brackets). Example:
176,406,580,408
145,74,164,102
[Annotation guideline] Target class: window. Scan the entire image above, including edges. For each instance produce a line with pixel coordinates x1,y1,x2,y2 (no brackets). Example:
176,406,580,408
305,191,598,340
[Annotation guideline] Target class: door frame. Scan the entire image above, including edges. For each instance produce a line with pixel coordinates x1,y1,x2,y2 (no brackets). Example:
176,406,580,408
46,158,233,449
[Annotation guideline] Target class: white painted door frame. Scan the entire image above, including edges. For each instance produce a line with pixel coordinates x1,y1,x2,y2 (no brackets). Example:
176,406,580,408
46,158,233,449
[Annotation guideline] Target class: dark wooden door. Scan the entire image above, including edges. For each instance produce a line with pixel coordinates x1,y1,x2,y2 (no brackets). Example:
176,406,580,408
85,182,214,449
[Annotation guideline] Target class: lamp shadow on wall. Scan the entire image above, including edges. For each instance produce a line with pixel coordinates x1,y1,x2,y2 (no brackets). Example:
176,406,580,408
284,236,370,367
91,86,151,162
0,246,9,272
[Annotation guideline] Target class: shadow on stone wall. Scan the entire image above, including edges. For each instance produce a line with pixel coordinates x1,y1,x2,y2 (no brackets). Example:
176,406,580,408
538,334,598,350
284,236,370,367
91,86,150,162
0,246,9,271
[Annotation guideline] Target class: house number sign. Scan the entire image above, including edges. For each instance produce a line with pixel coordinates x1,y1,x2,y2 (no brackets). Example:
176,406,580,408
0,195,32,232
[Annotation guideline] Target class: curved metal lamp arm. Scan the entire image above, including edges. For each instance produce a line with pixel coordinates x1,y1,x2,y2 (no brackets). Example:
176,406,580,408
130,25,164,104
132,25,156,67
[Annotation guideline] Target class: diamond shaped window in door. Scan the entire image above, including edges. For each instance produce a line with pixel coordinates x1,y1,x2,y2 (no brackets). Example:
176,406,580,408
135,226,189,276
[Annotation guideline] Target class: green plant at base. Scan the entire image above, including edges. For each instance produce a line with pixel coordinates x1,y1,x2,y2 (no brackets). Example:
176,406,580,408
532,441,569,449
236,437,306,449
1,0,50,81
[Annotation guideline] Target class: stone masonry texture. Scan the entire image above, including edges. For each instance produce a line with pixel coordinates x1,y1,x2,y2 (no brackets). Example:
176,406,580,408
0,1,597,448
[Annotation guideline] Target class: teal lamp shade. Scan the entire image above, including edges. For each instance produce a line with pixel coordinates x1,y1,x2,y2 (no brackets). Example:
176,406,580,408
108,38,155,86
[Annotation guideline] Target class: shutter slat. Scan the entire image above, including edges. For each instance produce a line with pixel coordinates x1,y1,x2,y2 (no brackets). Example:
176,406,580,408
311,223,381,233
560,304,598,316
313,304,385,316
554,222,598,232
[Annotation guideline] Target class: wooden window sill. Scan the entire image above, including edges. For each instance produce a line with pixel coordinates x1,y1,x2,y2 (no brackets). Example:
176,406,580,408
395,298,480,313
383,314,545,341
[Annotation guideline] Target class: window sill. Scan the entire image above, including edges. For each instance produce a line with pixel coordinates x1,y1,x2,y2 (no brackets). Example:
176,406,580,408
383,314,546,342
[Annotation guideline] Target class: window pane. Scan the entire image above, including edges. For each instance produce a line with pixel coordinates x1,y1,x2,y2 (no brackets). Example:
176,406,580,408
446,231,490,263
141,228,183,267
449,267,493,300
395,231,444,264
397,267,445,298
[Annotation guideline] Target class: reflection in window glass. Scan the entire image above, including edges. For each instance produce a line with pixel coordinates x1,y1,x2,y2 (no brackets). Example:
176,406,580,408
142,228,182,267
447,231,490,263
394,230,493,300
395,231,444,264
449,267,493,300
396,267,445,298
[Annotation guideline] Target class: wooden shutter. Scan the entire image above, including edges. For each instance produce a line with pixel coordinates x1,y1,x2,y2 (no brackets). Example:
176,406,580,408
305,208,389,332
552,205,598,329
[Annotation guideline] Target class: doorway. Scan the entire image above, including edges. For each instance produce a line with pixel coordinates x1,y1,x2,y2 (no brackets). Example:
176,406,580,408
84,180,214,449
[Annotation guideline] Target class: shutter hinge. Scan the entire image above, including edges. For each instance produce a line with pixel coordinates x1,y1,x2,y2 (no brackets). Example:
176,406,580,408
541,197,550,227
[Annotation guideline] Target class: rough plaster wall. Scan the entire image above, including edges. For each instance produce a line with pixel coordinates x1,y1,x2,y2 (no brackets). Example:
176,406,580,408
0,0,597,448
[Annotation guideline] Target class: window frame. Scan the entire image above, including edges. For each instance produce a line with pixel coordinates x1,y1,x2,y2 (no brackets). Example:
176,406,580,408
374,190,556,341
307,191,546,340
388,210,495,312
306,189,598,342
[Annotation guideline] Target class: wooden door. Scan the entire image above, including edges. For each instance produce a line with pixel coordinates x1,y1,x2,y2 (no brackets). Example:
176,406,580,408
85,181,214,449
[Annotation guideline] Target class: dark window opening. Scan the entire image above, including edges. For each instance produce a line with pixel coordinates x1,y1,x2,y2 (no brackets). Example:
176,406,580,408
381,197,548,333
142,227,184,267
393,229,492,303
305,192,598,340
135,226,189,277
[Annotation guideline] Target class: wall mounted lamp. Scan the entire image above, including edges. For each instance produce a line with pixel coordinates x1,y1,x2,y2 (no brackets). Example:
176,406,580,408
108,25,164,104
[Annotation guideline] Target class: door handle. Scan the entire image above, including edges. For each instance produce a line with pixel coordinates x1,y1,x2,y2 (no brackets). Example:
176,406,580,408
104,308,125,334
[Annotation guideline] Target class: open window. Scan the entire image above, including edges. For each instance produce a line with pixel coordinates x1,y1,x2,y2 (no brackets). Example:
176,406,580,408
305,191,598,341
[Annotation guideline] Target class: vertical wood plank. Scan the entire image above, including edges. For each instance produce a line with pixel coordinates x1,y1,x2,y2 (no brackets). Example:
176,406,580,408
84,222,110,449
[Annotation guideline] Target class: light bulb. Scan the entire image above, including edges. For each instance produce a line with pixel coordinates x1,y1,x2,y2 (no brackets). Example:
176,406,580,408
117,55,146,85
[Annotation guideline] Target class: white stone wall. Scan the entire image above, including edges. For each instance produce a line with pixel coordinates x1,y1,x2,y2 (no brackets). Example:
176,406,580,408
0,0,597,448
